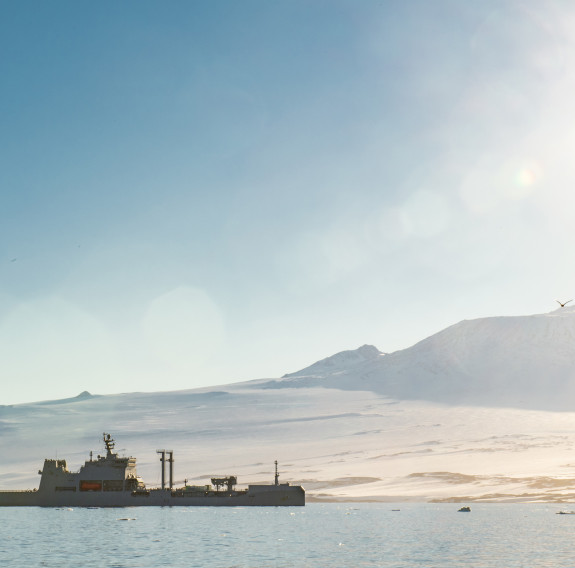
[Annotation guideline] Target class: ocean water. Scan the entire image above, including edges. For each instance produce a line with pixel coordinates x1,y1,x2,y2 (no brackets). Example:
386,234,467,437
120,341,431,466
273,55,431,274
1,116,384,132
2,503,575,567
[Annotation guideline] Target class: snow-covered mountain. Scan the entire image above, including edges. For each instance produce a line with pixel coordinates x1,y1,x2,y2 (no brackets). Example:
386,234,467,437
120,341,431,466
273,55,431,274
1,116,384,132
3,307,575,503
270,307,575,411
282,344,382,379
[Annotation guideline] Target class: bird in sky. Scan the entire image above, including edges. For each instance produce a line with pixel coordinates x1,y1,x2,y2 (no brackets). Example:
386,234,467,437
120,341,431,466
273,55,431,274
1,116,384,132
556,299,573,307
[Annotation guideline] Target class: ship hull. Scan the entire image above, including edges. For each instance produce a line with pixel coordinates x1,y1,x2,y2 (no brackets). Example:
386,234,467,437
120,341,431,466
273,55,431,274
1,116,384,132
0,485,305,507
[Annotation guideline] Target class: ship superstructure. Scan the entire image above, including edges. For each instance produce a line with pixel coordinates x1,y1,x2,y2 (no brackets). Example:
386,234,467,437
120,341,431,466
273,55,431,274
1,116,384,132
0,433,305,507
38,433,146,495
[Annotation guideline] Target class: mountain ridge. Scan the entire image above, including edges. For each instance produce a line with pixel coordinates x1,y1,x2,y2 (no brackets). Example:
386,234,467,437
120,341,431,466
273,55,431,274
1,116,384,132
269,307,575,411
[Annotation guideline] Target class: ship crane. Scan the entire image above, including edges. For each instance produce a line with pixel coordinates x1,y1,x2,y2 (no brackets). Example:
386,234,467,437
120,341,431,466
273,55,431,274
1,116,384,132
211,476,237,492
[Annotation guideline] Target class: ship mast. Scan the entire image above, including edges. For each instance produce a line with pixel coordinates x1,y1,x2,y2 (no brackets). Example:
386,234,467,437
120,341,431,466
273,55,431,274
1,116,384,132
103,433,116,457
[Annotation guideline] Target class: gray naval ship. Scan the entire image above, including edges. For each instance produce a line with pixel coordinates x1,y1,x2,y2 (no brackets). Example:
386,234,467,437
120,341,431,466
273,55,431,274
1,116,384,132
0,433,305,507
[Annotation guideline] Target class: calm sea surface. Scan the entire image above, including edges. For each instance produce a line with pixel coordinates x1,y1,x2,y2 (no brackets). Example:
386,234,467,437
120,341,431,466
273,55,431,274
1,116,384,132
2,503,575,567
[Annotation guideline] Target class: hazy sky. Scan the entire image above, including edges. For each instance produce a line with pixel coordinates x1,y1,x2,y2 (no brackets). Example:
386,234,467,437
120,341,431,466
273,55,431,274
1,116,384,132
2,0,575,404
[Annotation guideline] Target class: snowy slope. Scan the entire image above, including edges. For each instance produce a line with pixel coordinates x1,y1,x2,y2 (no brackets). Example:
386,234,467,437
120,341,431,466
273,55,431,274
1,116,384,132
2,385,575,503
272,307,575,411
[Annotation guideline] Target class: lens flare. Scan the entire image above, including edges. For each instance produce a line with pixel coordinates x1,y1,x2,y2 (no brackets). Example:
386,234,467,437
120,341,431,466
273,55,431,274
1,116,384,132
509,162,542,199
515,166,540,187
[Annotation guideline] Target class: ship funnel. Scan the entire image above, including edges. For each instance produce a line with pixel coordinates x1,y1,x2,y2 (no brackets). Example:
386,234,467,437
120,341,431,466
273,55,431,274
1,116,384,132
157,449,174,490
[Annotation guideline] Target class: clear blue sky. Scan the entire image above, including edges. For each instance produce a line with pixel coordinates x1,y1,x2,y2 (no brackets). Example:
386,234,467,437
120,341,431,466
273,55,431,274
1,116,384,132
1,0,574,404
